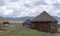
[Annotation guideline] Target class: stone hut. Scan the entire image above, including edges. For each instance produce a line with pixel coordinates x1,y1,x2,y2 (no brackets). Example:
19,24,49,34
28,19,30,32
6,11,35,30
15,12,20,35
30,11,58,33
23,19,31,28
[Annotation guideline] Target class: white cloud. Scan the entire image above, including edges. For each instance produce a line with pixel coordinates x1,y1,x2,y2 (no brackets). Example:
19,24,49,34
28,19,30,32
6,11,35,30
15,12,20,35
0,0,60,18
57,0,60,3
53,10,60,17
0,6,14,16
44,0,57,5
3,9,13,16
15,5,54,17
24,0,39,4
10,0,19,2
7,2,24,10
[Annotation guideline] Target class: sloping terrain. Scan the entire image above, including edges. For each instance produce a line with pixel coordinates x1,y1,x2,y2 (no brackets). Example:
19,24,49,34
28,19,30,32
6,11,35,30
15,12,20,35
0,28,60,36
0,16,8,21
0,28,45,36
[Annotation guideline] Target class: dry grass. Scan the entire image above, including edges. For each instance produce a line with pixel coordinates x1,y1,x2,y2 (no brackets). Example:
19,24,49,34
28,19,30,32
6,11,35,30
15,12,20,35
0,27,60,36
9,20,24,24
0,21,60,36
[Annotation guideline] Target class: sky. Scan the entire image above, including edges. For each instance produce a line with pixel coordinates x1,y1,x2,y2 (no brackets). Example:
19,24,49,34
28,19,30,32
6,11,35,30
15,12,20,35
0,0,60,18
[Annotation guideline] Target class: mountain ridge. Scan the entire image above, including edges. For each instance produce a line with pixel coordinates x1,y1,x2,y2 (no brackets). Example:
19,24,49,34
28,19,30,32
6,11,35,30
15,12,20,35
5,16,60,22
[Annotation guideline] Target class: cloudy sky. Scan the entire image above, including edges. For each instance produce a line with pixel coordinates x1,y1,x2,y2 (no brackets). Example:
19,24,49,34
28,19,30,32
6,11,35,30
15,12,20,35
0,0,60,18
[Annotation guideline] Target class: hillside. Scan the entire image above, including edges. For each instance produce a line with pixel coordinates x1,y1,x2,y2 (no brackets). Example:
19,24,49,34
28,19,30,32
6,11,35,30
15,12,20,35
6,16,60,22
0,28,45,36
53,16,60,22
6,17,34,21
0,16,8,21
0,28,60,36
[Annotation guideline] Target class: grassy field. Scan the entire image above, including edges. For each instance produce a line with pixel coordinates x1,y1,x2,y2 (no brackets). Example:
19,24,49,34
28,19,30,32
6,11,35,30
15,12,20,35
0,20,60,36
0,28,60,36
9,20,24,24
0,28,46,36
0,26,60,36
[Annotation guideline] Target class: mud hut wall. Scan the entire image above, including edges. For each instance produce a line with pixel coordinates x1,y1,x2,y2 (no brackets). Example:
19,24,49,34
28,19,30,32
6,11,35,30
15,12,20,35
30,22,42,29
50,22,57,32
30,22,50,30
30,21,58,33
38,22,50,32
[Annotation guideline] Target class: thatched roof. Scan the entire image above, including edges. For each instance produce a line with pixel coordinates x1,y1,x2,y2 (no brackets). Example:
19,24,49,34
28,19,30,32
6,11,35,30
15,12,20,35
31,11,58,22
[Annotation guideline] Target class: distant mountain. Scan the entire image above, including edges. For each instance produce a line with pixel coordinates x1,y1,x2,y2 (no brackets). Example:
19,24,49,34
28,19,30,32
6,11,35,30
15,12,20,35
6,16,60,22
6,17,34,21
53,16,60,22
0,16,8,21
